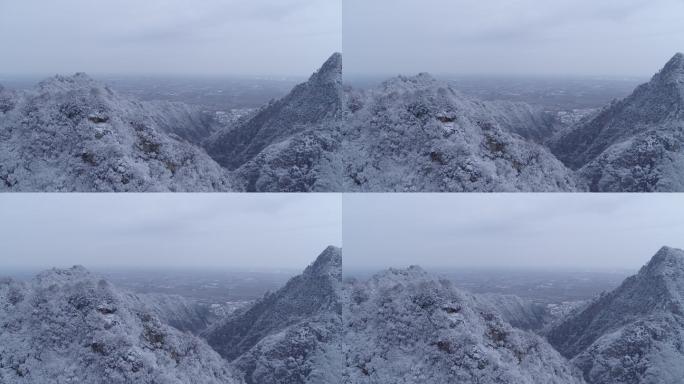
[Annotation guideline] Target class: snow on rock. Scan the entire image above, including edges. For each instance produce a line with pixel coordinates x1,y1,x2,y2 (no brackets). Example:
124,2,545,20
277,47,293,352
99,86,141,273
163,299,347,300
0,73,232,191
341,73,580,192
207,53,343,171
205,246,342,384
548,246,684,384
143,100,218,145
131,293,216,335
483,100,559,143
0,266,241,384
343,266,585,384
475,293,548,331
553,53,684,191
232,124,343,192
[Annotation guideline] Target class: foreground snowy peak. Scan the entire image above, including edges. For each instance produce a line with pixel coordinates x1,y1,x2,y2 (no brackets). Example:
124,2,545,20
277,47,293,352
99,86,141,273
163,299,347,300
641,246,684,280
344,266,584,384
343,73,579,191
0,73,231,191
0,266,240,384
207,53,343,172
548,246,684,384
552,53,684,191
205,246,342,384
655,52,684,84
309,52,342,86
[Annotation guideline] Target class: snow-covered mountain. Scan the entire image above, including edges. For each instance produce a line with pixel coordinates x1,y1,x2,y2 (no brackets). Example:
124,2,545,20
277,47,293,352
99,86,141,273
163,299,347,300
341,73,580,192
552,53,684,191
476,293,548,331
131,293,216,335
0,266,241,384
208,53,344,192
0,74,232,191
205,246,342,384
343,266,585,384
548,246,684,384
3,52,684,192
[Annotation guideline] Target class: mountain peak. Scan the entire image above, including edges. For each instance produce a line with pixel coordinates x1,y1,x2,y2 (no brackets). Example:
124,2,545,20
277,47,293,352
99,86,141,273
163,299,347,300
654,52,684,84
303,245,342,280
35,265,94,284
381,72,439,92
308,52,342,85
641,246,684,278
38,72,99,92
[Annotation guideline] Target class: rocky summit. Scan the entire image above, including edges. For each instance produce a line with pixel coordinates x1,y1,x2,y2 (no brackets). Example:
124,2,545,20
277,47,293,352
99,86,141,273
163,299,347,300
548,247,684,384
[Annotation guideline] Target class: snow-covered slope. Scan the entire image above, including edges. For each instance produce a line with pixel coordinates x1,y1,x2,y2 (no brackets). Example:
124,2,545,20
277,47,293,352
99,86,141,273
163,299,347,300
548,247,684,384
205,246,342,384
343,266,584,384
207,53,343,192
475,293,548,331
0,267,241,384
143,100,218,145
484,100,559,143
341,73,580,191
131,293,215,335
553,53,684,191
0,74,232,191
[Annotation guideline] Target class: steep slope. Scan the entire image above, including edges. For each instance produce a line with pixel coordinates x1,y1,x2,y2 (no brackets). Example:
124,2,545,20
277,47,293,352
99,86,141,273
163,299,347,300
144,100,218,145
0,267,241,384
476,293,548,331
342,74,579,192
548,247,684,384
207,53,343,173
205,246,342,384
232,124,343,192
344,266,584,384
484,100,559,143
552,53,684,191
0,74,232,191
131,293,215,335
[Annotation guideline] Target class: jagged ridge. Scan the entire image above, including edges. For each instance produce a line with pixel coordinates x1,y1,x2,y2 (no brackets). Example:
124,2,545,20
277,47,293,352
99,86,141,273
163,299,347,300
548,246,684,384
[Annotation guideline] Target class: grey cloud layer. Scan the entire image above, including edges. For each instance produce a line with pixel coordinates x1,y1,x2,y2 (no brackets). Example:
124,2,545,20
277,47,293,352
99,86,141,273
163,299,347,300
343,194,684,270
0,0,341,75
344,0,684,76
0,194,342,269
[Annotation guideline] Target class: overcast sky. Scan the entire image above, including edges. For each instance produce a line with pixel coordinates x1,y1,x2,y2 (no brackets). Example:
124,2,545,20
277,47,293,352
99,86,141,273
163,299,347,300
344,0,684,77
344,194,684,271
0,0,341,76
0,194,341,270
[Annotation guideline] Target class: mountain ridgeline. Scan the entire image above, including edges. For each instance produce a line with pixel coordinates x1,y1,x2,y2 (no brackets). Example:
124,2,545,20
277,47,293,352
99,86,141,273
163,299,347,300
548,246,684,384
204,246,343,384
551,53,684,191
2,246,683,383
0,246,343,384
2,52,683,191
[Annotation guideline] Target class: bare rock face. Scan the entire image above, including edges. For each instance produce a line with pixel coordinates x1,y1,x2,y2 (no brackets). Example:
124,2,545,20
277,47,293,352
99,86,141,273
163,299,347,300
553,53,684,191
0,73,232,191
342,73,580,192
343,266,585,384
548,247,684,384
0,266,241,384
205,246,343,384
